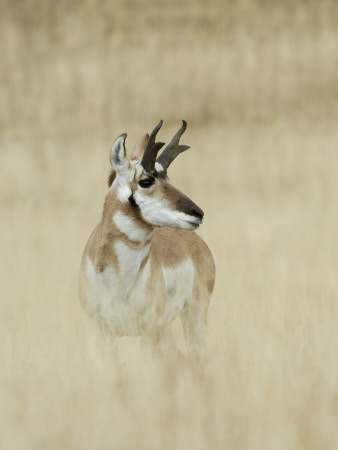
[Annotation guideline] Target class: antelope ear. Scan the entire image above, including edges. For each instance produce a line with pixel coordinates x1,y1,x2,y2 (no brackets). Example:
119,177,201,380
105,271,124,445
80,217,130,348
131,134,149,161
110,133,131,174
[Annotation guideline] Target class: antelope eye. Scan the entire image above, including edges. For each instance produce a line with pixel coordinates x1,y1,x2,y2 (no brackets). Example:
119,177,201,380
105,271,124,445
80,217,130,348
138,178,154,188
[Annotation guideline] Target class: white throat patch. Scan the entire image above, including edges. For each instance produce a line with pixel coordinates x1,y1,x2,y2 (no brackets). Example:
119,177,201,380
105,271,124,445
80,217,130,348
113,210,153,242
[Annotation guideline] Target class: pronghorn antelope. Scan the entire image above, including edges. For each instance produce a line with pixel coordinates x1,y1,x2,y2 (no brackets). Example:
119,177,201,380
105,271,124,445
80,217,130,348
79,120,215,355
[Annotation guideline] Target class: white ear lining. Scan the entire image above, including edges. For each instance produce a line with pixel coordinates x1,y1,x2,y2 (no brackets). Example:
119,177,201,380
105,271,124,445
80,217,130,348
110,133,130,173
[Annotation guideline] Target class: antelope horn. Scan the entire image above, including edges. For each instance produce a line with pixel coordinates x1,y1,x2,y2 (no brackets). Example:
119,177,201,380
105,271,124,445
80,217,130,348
156,120,190,172
141,120,165,173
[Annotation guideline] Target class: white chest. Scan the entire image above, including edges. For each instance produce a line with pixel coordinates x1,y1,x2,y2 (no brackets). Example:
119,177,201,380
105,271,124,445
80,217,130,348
84,243,195,335
85,241,153,334
162,259,195,321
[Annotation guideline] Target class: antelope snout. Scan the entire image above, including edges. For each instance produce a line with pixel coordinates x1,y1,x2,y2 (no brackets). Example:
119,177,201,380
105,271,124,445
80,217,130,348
175,196,204,223
190,205,204,220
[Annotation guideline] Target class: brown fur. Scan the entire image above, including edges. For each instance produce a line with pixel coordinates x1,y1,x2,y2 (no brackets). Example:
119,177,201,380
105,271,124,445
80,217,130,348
107,169,116,187
131,134,148,160
79,128,215,355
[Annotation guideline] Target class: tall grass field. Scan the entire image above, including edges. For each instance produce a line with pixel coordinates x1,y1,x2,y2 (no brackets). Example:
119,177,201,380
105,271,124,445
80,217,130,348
1,1,338,448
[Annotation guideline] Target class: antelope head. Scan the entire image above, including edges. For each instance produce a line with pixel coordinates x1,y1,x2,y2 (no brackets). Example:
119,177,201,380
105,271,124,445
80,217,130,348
108,120,204,230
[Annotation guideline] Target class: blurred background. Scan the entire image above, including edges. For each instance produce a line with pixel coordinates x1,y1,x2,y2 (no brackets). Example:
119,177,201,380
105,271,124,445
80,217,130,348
1,0,338,449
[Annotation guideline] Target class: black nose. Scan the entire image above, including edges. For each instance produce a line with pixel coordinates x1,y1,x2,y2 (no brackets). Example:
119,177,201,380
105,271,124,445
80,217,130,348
175,195,204,219
191,206,204,220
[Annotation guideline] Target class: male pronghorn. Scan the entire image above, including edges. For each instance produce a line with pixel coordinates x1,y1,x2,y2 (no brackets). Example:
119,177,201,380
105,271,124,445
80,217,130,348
79,120,215,355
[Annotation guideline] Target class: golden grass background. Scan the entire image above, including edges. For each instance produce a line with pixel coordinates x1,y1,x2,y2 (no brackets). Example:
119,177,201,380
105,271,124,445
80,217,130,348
1,0,338,448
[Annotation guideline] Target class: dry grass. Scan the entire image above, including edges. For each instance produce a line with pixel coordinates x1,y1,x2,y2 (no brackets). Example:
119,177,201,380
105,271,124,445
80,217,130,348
1,0,338,448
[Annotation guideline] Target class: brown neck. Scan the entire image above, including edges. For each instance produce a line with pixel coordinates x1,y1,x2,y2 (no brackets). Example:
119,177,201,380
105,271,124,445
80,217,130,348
100,185,154,247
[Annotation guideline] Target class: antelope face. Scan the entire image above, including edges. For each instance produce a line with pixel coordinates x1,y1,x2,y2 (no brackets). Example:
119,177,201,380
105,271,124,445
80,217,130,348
133,164,204,230
109,121,204,231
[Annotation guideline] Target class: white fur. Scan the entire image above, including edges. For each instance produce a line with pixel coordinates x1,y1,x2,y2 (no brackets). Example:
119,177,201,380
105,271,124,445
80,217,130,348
162,259,195,321
114,240,150,291
132,161,144,176
85,250,196,335
134,191,200,230
85,256,119,322
113,210,153,242
155,162,164,172
85,242,154,335
115,175,132,202
110,135,130,174
114,162,142,203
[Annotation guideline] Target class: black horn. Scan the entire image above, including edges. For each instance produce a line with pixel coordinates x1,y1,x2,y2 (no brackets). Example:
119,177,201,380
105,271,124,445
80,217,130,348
141,120,165,173
156,120,190,172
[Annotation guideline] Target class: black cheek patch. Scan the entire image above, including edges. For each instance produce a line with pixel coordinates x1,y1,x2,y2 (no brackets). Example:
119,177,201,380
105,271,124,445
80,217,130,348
128,194,139,209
